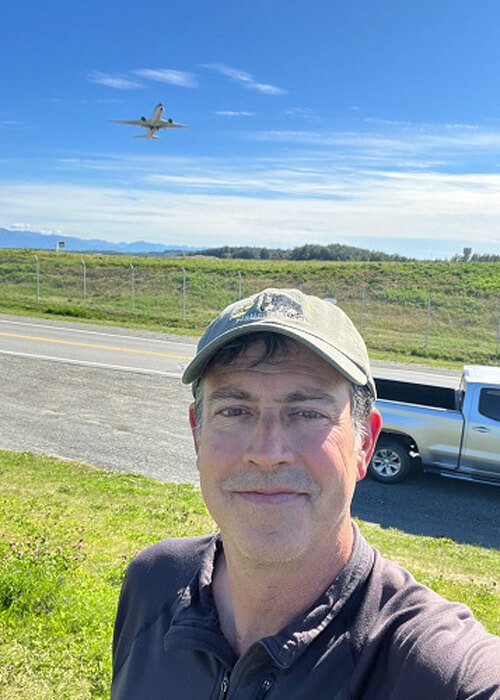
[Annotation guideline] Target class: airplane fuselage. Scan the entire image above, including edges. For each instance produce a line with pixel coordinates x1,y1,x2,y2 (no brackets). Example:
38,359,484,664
110,102,186,140
143,104,164,138
150,104,164,126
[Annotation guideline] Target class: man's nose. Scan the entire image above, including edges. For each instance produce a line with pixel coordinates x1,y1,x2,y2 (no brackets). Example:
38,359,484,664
243,412,294,469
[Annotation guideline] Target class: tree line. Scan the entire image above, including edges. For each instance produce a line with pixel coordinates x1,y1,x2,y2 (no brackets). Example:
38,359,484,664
190,243,500,262
190,243,411,261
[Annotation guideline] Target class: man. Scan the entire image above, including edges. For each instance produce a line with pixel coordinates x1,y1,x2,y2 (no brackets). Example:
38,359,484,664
112,288,500,699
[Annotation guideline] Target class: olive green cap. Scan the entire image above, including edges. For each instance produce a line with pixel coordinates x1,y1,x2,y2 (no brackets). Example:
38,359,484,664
182,288,375,396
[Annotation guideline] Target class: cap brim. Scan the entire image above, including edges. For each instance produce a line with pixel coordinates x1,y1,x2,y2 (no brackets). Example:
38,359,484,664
182,321,371,390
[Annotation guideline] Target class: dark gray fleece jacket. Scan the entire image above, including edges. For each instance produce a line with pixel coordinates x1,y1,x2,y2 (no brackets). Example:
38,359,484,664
112,526,500,699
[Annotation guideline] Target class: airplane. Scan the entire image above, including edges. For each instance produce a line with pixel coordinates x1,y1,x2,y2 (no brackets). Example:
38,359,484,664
110,103,188,140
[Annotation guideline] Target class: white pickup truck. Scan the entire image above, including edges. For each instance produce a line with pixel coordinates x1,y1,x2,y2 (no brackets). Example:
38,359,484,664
369,365,500,486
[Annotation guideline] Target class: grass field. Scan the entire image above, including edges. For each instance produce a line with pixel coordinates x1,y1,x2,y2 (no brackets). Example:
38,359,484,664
1,449,499,699
1,250,500,366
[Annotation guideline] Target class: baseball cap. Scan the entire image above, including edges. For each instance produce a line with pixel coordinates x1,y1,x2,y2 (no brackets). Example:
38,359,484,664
182,288,375,396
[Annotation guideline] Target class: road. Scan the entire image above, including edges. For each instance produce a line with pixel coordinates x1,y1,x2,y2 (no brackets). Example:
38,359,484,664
0,314,462,384
0,315,195,378
0,314,199,483
0,314,497,549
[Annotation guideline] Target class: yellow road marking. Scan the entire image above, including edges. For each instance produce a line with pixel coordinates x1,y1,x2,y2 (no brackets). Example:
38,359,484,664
0,332,193,359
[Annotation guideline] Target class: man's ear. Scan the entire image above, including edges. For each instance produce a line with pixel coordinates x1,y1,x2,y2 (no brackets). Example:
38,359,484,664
189,403,199,454
356,409,382,482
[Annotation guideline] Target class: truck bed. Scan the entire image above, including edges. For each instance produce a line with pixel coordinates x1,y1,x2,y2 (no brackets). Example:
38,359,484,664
374,377,458,411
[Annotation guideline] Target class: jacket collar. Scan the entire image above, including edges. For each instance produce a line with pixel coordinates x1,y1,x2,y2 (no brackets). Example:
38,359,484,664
259,523,374,668
168,523,374,669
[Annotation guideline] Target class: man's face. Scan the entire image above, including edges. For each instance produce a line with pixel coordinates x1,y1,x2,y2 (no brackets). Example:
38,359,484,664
190,341,380,565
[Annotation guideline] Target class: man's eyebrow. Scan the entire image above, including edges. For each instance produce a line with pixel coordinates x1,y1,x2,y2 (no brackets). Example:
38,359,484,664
207,386,340,406
279,389,339,405
207,386,256,404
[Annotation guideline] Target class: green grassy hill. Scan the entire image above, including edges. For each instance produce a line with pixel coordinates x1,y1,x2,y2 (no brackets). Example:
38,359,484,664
1,249,499,365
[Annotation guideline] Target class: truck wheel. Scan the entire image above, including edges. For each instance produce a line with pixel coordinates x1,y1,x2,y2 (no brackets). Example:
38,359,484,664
368,437,412,484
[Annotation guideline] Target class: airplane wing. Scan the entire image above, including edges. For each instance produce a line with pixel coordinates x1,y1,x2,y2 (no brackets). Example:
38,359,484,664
158,119,188,129
109,119,150,127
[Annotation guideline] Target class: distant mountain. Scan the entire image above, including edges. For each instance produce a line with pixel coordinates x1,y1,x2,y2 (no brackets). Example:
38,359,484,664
0,228,197,254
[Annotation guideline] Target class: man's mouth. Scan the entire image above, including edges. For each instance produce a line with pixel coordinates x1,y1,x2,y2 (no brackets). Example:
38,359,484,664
233,490,304,505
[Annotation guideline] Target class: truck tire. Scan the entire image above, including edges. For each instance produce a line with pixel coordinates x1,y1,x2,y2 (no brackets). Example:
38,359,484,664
368,436,412,484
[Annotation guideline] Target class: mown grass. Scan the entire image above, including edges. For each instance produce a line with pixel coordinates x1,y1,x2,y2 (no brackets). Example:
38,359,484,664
1,449,499,698
1,250,500,366
0,451,213,699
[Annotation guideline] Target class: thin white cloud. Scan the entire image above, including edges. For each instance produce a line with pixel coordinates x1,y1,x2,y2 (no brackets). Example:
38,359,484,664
364,116,480,131
201,63,286,95
41,147,500,198
215,110,255,117
8,222,62,235
87,71,142,90
442,123,479,131
285,107,317,121
7,222,62,235
363,117,417,128
9,222,32,230
133,68,198,88
250,125,500,159
49,97,123,104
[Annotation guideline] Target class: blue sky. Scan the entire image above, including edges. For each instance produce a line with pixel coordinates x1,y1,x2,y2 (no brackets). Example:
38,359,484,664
2,0,500,257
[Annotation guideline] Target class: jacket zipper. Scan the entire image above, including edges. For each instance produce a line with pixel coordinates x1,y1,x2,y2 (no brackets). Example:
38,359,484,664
218,672,230,700
255,678,273,698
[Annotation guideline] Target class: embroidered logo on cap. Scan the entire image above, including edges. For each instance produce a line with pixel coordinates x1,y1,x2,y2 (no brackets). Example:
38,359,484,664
231,292,304,323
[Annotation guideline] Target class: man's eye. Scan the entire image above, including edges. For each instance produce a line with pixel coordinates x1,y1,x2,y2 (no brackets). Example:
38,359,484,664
217,407,247,417
293,409,325,419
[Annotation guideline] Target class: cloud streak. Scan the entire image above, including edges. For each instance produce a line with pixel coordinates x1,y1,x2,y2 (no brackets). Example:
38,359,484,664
87,71,143,90
284,107,318,121
249,124,500,168
215,110,255,117
202,63,286,95
132,68,198,88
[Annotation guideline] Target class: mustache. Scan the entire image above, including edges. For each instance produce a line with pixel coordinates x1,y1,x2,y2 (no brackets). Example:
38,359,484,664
221,468,319,495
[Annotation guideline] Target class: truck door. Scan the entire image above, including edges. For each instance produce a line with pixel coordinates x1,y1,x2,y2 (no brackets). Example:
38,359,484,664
460,384,500,477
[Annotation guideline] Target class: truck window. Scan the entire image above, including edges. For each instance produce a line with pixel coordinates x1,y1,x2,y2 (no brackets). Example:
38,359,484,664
478,388,500,422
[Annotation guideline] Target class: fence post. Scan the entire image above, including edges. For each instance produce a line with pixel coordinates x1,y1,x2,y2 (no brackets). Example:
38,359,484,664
182,267,186,319
359,287,366,336
130,263,135,312
82,260,87,303
424,295,431,348
238,271,242,300
34,254,40,303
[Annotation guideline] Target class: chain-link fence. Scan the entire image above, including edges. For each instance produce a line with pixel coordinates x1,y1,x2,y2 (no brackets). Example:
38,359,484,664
1,254,499,363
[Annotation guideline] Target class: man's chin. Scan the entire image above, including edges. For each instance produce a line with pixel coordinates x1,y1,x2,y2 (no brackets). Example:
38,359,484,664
228,528,312,566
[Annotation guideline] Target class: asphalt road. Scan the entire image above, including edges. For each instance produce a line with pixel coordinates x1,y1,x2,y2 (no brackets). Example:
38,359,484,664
0,315,195,377
0,314,462,384
0,314,497,549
